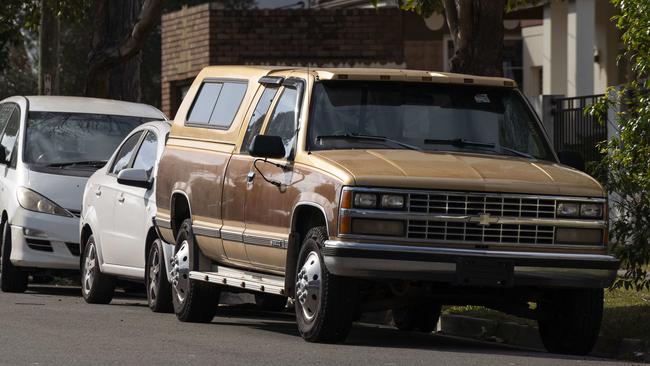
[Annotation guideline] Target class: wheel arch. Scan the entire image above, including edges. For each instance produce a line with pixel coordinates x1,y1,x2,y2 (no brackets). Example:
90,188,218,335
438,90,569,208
170,190,192,240
284,202,328,297
79,224,93,268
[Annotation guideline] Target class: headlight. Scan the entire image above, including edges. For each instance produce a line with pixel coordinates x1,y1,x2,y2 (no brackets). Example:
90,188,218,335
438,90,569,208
557,202,604,219
16,187,72,217
380,194,405,209
557,202,579,217
354,193,377,208
580,203,603,218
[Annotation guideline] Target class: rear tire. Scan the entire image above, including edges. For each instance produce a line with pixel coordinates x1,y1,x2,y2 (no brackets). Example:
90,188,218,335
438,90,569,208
538,288,603,355
391,302,442,333
295,226,358,343
146,239,173,313
81,235,115,304
171,219,220,323
0,220,28,293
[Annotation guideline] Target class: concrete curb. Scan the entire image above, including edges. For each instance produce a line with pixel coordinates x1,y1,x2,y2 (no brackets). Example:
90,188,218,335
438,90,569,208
439,313,650,362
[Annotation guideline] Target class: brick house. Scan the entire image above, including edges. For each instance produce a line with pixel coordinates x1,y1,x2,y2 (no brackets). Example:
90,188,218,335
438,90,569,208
161,3,540,118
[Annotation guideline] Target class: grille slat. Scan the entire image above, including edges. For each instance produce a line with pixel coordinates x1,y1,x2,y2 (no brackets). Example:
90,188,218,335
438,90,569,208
407,192,557,245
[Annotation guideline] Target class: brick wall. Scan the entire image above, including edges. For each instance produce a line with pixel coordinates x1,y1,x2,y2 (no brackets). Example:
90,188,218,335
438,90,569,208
161,5,437,117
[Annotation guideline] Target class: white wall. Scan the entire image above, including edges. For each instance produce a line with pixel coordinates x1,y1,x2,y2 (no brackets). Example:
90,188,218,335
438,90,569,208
522,25,543,96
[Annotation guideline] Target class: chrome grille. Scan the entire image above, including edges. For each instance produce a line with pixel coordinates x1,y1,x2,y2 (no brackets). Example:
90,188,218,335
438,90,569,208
408,193,556,218
407,192,557,245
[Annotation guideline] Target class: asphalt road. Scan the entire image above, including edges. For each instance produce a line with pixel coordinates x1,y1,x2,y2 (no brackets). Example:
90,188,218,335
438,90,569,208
0,285,637,366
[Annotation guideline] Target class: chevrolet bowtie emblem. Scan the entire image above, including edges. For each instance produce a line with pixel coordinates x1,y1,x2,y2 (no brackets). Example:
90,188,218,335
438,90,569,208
469,213,499,227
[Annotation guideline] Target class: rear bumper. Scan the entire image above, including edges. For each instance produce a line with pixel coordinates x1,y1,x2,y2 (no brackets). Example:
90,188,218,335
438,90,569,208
322,240,619,289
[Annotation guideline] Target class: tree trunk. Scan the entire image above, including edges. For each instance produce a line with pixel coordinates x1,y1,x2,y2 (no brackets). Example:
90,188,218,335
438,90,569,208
85,0,146,101
443,0,506,76
39,0,60,95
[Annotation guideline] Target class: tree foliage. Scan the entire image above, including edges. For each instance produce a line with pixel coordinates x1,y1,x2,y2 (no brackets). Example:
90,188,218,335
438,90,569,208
588,0,650,291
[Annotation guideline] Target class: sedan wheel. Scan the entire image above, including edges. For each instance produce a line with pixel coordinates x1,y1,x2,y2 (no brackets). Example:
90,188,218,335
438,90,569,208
146,239,173,313
80,235,115,304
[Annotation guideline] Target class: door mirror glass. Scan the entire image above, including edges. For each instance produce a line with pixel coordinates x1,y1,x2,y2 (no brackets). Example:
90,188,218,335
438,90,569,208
117,168,152,189
249,135,286,159
557,150,585,171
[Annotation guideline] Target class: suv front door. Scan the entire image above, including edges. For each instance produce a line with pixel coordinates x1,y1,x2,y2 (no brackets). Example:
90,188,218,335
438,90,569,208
243,81,302,272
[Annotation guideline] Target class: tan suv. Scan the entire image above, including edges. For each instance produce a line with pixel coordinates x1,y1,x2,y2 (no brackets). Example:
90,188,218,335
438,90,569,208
154,66,618,354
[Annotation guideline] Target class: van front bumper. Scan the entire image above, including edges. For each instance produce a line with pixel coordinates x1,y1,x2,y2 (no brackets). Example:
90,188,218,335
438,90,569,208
322,241,619,289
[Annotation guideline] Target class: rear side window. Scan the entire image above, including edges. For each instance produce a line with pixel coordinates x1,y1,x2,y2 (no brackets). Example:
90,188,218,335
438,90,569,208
187,81,248,129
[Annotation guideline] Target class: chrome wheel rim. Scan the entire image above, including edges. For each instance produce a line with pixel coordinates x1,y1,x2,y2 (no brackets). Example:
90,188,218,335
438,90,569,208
170,240,190,304
148,244,160,304
295,251,322,322
83,243,97,295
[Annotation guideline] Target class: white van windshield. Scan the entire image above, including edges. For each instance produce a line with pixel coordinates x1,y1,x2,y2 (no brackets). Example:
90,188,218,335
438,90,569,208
24,112,151,168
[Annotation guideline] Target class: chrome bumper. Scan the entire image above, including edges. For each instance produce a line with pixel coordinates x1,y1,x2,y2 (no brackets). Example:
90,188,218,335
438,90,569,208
322,240,619,289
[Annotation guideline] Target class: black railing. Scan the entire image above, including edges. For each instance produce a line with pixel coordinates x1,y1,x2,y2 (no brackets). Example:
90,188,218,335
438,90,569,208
552,94,607,166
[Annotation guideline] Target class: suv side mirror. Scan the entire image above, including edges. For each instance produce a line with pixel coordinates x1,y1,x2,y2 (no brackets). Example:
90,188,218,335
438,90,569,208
557,151,585,171
249,135,286,159
117,168,153,189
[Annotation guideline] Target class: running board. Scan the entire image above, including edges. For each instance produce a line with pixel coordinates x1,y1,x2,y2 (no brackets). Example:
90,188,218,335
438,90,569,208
189,266,286,296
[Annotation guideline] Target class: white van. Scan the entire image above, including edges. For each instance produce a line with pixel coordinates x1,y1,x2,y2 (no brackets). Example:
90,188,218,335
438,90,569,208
0,96,166,292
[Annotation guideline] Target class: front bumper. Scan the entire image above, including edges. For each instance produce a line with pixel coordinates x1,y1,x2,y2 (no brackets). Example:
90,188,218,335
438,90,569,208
322,240,619,289
9,208,80,270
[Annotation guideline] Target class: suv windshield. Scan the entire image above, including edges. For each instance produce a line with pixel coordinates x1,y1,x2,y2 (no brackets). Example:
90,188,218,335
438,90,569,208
307,81,555,161
24,112,151,167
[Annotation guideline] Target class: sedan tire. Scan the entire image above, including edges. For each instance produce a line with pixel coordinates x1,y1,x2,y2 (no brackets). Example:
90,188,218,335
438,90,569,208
81,235,115,304
146,238,173,313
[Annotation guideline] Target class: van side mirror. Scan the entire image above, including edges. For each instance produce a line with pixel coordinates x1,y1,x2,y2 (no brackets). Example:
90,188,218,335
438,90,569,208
249,135,286,159
557,151,585,171
117,168,153,189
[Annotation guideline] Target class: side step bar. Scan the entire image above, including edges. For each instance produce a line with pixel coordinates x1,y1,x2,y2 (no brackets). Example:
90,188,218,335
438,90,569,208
189,266,286,296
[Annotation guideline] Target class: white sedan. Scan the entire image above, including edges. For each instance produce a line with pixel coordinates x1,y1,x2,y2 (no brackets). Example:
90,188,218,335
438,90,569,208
79,120,173,312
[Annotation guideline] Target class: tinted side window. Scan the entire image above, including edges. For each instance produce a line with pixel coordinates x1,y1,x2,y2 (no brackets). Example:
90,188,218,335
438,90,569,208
187,81,247,129
132,131,158,178
0,106,21,164
110,131,143,175
241,87,279,154
265,87,298,158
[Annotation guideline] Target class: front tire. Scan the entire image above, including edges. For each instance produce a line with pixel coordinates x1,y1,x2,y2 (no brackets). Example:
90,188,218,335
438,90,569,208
538,288,604,355
81,235,115,304
295,226,358,343
171,219,220,323
0,221,28,293
146,238,173,313
391,302,442,333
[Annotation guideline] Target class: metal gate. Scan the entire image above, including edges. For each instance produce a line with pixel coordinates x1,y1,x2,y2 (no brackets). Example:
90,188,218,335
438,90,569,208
552,94,607,166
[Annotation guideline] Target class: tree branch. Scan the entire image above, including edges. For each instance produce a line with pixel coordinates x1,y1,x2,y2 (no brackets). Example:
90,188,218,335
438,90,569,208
442,0,459,45
87,0,162,74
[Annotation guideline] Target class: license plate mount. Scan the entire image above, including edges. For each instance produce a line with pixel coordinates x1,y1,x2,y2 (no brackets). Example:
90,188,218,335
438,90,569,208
456,258,514,287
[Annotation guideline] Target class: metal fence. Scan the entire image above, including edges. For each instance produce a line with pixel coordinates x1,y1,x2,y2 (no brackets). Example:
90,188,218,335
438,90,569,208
552,94,607,165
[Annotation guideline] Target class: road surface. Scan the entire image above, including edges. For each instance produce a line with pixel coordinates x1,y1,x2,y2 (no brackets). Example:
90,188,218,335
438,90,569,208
0,285,635,366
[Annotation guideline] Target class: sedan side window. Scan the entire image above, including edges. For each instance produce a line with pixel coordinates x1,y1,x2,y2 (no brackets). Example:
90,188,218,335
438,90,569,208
0,104,14,134
241,87,278,154
110,131,144,175
131,131,158,178
264,87,298,158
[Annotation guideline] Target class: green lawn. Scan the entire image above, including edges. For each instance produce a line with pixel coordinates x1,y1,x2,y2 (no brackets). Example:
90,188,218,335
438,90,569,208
444,287,650,342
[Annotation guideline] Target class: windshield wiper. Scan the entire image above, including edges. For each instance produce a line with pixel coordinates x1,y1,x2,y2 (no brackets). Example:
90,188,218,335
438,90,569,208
424,138,496,149
46,160,107,168
424,138,536,159
316,134,423,152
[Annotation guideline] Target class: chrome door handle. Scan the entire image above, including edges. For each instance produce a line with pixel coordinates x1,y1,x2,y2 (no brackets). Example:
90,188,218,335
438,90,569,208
247,171,255,183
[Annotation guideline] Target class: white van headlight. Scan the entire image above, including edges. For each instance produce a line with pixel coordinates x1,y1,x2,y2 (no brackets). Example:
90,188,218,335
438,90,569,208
16,187,72,217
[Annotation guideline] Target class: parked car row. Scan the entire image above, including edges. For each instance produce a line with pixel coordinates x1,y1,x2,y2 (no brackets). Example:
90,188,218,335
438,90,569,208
0,66,620,356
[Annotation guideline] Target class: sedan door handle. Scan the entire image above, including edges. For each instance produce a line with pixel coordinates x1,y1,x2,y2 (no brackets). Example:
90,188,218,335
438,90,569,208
118,196,125,203
95,189,102,197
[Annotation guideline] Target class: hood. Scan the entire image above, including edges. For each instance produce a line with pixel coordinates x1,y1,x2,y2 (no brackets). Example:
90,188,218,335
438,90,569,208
311,149,604,197
27,169,90,212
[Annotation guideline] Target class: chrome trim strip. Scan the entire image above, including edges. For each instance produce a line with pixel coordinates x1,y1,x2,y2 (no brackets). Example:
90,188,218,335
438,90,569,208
243,234,288,249
156,217,172,229
323,240,618,263
221,230,243,242
193,225,221,238
340,208,606,229
342,186,607,203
